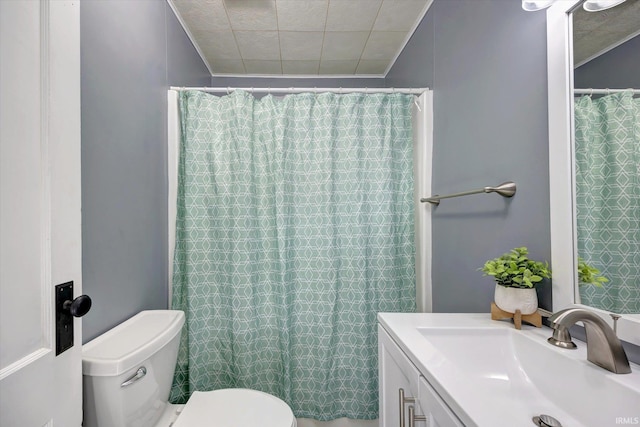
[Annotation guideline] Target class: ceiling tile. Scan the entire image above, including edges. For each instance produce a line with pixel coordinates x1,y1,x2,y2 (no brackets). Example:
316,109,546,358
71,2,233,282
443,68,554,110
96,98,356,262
196,30,241,59
373,0,428,31
282,60,320,74
574,30,633,64
356,59,388,75
173,0,231,31
319,60,359,74
173,0,436,76
361,31,406,60
225,0,278,31
234,31,280,60
244,60,283,74
321,32,369,60
573,4,624,31
573,0,640,67
276,1,328,31
325,0,382,31
212,59,246,74
280,32,324,60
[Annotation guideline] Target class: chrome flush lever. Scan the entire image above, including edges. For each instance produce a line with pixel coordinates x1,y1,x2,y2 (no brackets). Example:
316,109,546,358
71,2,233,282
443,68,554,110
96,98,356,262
121,366,147,387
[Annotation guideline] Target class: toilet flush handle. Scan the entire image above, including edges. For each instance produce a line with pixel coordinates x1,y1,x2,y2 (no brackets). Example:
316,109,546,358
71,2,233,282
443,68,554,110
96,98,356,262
121,367,147,388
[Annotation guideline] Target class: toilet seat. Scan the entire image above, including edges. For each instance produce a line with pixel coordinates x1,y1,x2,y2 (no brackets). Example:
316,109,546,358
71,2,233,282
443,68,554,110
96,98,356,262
172,388,296,427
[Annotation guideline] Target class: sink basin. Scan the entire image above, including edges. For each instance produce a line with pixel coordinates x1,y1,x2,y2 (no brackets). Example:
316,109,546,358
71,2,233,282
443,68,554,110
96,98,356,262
415,326,640,426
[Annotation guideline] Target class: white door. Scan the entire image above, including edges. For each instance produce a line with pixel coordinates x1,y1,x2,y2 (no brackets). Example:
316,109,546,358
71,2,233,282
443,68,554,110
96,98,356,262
0,1,82,426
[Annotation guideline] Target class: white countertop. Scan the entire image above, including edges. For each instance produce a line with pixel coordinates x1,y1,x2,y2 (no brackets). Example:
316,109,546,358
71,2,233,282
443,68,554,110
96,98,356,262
378,313,640,427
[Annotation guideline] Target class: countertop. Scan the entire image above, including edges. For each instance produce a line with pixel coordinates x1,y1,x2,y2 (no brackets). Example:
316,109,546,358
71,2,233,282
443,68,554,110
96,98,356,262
378,313,640,427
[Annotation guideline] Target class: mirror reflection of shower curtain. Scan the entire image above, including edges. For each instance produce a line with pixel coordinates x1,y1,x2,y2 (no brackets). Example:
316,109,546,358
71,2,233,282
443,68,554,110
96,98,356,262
168,90,419,421
574,91,640,314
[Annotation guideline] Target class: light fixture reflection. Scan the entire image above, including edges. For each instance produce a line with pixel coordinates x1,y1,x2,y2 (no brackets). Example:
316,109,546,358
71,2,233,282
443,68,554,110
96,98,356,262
583,0,627,12
522,0,556,11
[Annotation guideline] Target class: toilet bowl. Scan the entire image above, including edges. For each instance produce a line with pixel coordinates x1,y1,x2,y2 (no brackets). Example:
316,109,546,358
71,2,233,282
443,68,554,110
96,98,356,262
82,310,296,427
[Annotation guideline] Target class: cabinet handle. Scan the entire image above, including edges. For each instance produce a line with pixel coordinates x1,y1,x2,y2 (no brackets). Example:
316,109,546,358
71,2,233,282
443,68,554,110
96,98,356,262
399,388,416,427
408,405,428,427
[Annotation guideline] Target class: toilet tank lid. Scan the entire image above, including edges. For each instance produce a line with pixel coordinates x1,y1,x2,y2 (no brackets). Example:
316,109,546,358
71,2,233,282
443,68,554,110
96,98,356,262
82,310,185,376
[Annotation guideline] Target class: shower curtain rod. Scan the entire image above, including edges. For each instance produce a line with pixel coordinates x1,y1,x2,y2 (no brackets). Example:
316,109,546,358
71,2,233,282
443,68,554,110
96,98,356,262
575,88,640,95
169,86,428,95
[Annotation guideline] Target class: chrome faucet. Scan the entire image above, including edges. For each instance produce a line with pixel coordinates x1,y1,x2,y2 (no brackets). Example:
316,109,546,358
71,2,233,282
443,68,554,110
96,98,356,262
547,308,631,374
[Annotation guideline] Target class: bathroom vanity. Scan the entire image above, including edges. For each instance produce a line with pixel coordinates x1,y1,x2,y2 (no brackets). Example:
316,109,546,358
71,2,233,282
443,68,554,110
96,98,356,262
379,322,463,427
378,313,640,427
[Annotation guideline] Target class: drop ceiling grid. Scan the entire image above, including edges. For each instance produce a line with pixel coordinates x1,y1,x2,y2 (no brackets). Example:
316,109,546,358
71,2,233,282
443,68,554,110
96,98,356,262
170,0,431,77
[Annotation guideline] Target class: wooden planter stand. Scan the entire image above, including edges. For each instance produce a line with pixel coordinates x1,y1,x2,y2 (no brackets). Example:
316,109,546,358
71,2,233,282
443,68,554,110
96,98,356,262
491,302,542,330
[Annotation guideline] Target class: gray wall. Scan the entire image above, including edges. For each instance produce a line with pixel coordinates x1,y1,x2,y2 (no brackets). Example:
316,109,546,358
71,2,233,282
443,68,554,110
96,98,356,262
81,0,210,341
383,10,434,89
210,76,387,93
574,35,640,90
387,0,551,312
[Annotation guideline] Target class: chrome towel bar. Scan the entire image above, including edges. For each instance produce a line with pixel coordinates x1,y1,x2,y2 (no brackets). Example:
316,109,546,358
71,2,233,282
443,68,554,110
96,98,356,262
421,181,516,206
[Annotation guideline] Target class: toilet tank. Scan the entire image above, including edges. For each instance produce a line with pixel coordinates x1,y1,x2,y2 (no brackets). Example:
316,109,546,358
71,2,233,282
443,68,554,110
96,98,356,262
82,310,185,427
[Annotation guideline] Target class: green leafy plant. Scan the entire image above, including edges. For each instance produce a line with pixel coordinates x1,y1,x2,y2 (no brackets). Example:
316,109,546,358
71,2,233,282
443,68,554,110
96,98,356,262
480,247,551,289
577,257,608,287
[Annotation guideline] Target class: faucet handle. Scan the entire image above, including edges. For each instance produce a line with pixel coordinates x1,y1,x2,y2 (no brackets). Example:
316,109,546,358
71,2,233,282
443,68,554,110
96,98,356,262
547,309,578,349
547,327,577,349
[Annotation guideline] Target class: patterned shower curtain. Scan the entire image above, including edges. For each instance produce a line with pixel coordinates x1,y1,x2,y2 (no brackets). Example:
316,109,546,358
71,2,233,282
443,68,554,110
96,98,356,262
574,91,640,314
170,90,416,420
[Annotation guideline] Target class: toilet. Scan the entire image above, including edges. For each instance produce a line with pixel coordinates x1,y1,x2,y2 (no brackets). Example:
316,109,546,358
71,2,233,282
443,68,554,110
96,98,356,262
82,310,296,427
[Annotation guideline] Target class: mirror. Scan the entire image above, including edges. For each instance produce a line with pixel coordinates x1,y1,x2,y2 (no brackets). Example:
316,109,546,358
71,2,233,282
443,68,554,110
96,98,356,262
547,0,640,346
572,2,640,315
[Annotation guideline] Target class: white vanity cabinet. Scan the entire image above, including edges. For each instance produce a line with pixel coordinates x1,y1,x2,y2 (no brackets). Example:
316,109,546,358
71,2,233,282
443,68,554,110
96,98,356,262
379,325,425,427
379,325,464,427
378,313,640,427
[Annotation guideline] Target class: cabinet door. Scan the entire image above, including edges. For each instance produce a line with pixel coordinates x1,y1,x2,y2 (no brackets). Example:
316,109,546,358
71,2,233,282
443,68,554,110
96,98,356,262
418,376,464,427
379,326,424,427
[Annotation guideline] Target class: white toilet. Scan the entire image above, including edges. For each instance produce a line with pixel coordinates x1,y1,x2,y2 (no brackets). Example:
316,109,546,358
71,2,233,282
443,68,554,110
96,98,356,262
82,310,296,427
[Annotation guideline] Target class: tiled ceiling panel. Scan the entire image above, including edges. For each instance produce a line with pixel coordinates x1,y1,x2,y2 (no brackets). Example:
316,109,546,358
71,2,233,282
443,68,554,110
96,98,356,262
573,0,640,66
170,0,431,76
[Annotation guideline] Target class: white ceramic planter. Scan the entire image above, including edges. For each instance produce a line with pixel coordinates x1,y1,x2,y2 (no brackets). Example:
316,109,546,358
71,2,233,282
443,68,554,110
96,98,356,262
494,284,538,315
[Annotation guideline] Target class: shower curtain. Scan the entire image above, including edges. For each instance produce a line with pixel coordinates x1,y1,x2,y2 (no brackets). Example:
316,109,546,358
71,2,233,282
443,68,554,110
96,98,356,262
574,91,640,314
170,90,416,420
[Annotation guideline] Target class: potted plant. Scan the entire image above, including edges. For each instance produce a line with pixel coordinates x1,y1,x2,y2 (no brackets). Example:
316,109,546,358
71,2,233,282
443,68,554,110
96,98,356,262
480,247,551,314
577,257,608,287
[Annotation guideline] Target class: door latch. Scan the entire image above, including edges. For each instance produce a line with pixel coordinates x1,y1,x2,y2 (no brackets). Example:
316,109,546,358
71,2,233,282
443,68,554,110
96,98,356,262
55,281,91,355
